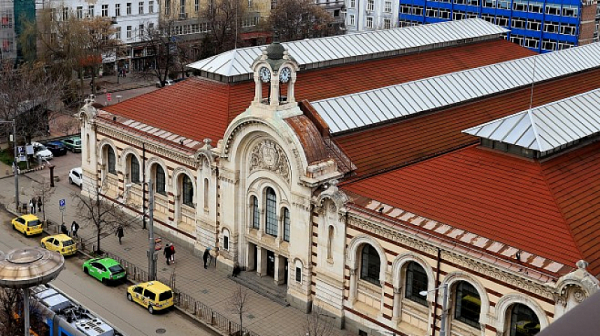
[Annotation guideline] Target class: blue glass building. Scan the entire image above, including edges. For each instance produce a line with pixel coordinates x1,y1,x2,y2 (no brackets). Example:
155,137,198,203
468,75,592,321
398,0,600,52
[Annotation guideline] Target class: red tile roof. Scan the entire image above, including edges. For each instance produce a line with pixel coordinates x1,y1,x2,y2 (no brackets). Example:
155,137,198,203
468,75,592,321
103,39,533,145
334,68,600,178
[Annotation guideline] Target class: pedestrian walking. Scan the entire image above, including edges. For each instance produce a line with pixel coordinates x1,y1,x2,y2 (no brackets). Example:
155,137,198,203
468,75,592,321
116,226,124,245
164,243,172,265
37,197,42,212
169,244,175,264
60,223,69,235
71,221,80,238
232,263,241,277
29,199,35,214
202,247,211,269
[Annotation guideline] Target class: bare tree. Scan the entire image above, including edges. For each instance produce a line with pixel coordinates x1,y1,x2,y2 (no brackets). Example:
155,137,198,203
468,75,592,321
72,188,128,254
269,0,339,42
227,285,250,336
0,288,46,336
31,177,56,224
302,305,335,336
136,20,180,85
200,0,250,55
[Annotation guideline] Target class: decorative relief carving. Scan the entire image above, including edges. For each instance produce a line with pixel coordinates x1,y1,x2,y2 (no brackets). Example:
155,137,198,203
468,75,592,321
348,215,555,299
249,140,290,184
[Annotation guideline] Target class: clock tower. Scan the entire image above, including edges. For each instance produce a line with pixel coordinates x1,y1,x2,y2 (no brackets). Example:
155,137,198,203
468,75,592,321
251,41,300,113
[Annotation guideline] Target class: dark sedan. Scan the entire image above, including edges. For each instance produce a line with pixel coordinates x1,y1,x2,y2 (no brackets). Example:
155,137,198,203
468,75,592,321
44,141,68,157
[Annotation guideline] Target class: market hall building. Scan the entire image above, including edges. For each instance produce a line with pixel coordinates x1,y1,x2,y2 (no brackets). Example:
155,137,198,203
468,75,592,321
78,19,600,336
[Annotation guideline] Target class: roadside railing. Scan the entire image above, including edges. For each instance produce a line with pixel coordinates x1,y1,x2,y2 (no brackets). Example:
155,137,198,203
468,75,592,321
98,249,258,336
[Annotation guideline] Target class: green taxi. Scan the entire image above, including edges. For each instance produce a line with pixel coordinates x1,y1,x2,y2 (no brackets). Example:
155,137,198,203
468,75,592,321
11,214,43,236
83,258,127,284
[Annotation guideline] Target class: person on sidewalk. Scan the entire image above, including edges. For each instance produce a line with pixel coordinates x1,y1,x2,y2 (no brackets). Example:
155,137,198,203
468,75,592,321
29,199,35,214
116,225,124,244
37,197,42,212
202,247,211,269
164,243,172,265
169,244,175,264
71,221,80,238
60,223,69,236
232,263,241,277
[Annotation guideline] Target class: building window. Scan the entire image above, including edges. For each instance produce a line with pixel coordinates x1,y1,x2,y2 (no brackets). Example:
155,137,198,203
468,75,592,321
295,267,302,282
545,4,560,15
180,0,185,15
360,244,380,286
129,156,140,183
561,23,577,35
349,0,355,7
384,1,391,12
126,25,132,38
195,0,199,12
181,175,194,207
527,19,541,31
203,178,209,209
251,196,259,229
366,16,373,28
88,5,95,16
544,21,559,33
148,22,154,30
265,187,277,236
155,165,166,195
383,18,391,29
512,0,526,11
454,281,481,328
138,24,144,37
127,3,132,14
283,207,290,242
165,0,171,15
77,6,83,18
508,304,540,336
327,226,334,259
482,0,495,7
528,1,542,13
349,14,355,25
102,5,108,17
511,18,526,29
62,7,69,20
366,0,374,11
562,5,578,17
223,229,230,250
115,26,121,39
106,147,116,174
248,0,252,8
149,1,154,12
139,2,144,14
405,262,428,306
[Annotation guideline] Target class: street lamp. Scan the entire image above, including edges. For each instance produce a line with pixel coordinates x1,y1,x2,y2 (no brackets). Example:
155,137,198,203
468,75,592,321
0,119,19,212
420,283,449,336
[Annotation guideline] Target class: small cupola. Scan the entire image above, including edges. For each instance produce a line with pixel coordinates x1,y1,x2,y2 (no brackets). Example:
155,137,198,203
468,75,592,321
250,40,300,110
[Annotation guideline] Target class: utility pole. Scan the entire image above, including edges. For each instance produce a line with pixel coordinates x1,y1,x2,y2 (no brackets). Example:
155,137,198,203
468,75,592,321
13,119,18,212
142,143,146,229
147,179,156,281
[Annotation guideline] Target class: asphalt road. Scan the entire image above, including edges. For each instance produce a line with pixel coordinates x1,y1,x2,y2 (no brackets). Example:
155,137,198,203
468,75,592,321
0,209,218,336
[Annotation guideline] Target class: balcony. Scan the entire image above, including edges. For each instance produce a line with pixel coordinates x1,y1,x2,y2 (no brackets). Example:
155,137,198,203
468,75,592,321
178,12,188,19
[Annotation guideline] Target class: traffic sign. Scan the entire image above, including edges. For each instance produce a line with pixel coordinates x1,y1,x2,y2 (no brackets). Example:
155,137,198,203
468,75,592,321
106,93,112,101
59,199,66,207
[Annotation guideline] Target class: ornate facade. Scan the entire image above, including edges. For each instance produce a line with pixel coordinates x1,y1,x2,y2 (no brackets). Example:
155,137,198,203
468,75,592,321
79,31,600,336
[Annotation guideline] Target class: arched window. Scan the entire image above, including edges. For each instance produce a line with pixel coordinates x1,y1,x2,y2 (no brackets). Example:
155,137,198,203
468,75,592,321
182,174,194,207
508,304,540,336
251,196,259,229
454,281,481,328
129,155,140,183
265,187,277,236
360,244,380,286
155,164,166,195
327,226,334,260
203,178,209,209
405,262,428,306
283,207,290,242
107,147,116,174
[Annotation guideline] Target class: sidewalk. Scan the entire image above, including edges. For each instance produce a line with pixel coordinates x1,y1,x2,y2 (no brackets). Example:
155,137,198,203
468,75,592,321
89,73,156,95
0,164,353,336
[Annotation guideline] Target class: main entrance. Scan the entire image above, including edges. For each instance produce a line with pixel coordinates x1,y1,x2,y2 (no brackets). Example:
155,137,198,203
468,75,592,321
267,250,275,277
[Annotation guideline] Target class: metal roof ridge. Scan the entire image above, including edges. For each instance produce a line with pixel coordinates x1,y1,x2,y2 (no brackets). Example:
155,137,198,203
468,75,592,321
226,48,239,76
527,108,543,151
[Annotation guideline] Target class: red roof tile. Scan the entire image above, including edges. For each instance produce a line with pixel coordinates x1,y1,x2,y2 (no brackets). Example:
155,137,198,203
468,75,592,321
334,68,600,178
341,144,584,270
103,39,533,144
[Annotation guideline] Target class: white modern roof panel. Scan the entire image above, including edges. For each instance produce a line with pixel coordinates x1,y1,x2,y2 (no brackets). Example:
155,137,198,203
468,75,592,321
313,42,600,134
188,19,508,77
464,88,600,152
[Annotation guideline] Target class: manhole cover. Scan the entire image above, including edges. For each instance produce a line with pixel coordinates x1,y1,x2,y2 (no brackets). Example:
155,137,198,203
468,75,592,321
247,314,255,319
156,328,166,334
124,247,132,251
162,267,169,271
201,289,209,294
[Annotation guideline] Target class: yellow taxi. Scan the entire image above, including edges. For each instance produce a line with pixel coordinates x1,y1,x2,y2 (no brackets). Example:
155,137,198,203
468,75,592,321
11,214,43,236
127,281,174,314
40,234,77,256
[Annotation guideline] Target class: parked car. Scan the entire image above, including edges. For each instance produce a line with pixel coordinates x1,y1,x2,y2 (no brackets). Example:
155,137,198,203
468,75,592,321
43,141,68,157
69,167,83,187
40,234,77,256
61,136,82,153
83,257,127,284
11,214,43,236
127,281,174,314
31,142,53,161
155,79,174,88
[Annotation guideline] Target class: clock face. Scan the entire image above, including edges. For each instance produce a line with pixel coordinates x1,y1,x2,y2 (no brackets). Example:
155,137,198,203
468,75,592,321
259,67,271,83
279,67,291,83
